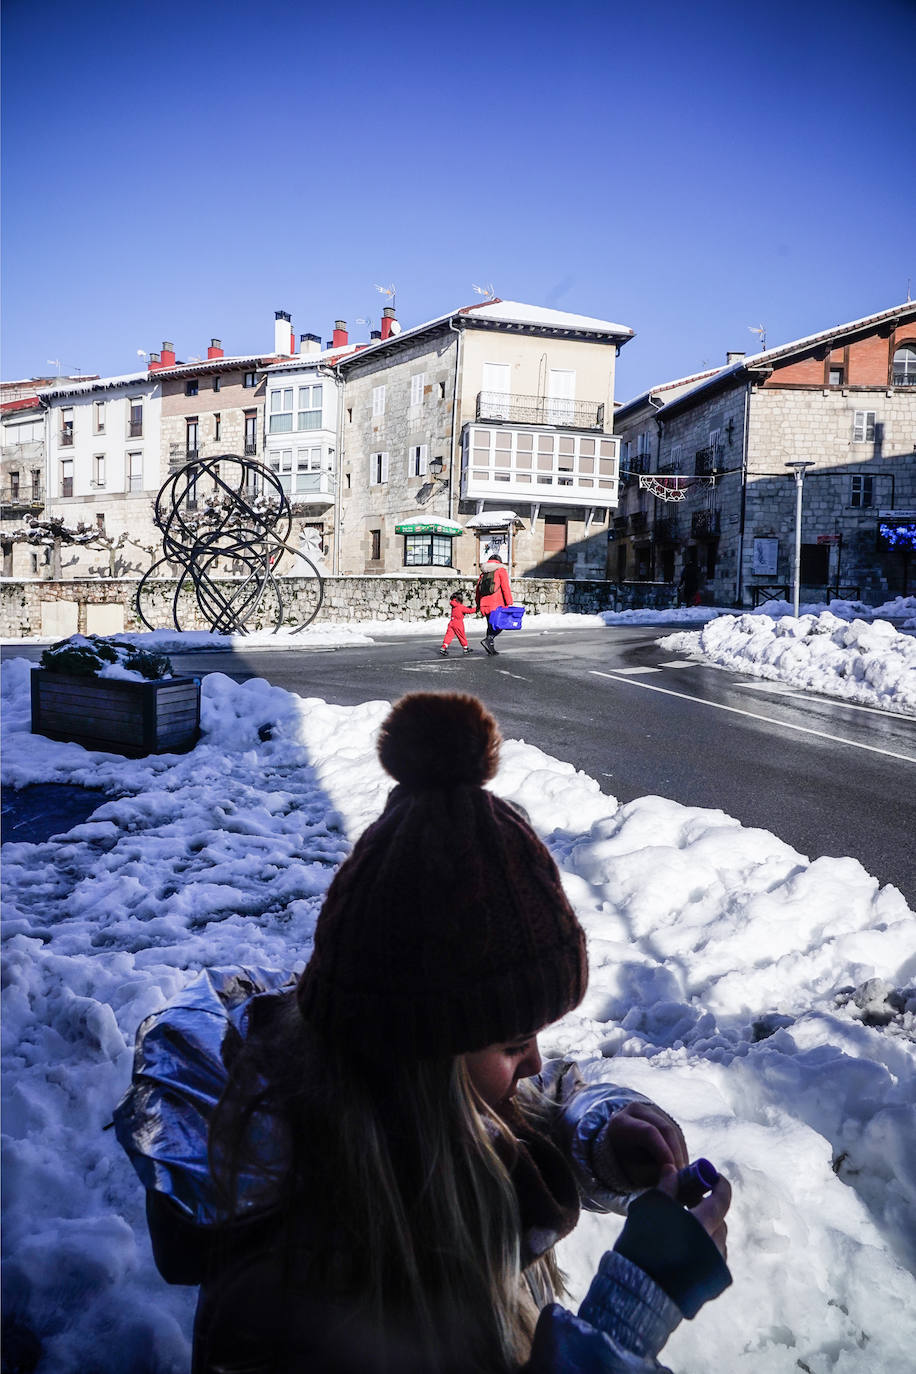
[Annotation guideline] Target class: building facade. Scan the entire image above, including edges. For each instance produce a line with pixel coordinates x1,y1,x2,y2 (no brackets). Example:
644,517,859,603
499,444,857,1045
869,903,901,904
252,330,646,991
1,398,47,577
334,299,632,577
613,304,916,604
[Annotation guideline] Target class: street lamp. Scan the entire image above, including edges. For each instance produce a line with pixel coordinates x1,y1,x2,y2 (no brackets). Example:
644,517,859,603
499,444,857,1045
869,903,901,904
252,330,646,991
785,461,815,616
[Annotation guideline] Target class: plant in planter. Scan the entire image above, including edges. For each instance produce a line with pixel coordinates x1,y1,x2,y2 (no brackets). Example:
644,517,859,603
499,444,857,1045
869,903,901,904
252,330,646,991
32,635,200,757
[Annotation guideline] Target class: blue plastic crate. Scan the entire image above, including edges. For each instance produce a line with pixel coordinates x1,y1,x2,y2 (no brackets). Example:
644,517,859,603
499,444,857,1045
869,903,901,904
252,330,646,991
490,605,525,630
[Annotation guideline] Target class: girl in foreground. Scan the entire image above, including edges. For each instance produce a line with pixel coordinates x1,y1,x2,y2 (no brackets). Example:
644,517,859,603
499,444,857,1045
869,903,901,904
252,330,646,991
118,692,731,1373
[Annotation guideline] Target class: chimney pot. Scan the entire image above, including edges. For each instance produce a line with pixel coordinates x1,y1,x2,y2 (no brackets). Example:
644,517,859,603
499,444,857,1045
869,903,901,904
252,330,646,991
332,320,349,348
159,341,176,367
275,310,291,322
370,329,382,340
207,337,225,360
726,351,746,365
380,307,397,340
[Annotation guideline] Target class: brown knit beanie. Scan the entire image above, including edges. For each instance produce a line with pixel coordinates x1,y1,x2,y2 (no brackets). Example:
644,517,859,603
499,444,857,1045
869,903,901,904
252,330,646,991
296,693,588,1056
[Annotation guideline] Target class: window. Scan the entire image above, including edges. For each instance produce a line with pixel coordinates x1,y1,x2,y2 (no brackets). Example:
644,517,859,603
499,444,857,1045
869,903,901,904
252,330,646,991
295,447,323,493
850,475,874,508
829,366,844,387
9,471,20,499
404,534,452,567
297,384,322,430
127,452,143,492
244,371,258,388
213,376,221,392
31,470,41,501
60,408,74,445
372,385,386,417
213,413,221,442
269,388,294,433
544,515,568,560
853,410,876,442
93,455,106,487
128,399,143,437
637,432,651,458
438,380,446,400
370,529,382,561
244,410,257,455
186,419,199,454
409,444,428,477
892,345,916,386
186,379,199,397
94,400,106,433
369,451,389,484
346,407,353,423
669,445,682,471
60,459,73,497
96,513,106,533
410,373,426,407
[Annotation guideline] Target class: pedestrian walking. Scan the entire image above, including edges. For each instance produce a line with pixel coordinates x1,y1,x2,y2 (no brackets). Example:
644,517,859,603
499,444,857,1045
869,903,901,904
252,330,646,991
475,553,514,655
117,693,732,1374
677,559,700,608
440,591,475,656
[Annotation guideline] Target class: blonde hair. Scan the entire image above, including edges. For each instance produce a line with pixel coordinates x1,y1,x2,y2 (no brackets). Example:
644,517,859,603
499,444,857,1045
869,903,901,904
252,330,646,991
210,994,562,1372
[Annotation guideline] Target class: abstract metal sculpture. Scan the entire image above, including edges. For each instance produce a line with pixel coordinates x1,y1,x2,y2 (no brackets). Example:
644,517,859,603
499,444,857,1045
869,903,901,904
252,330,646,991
135,455,324,634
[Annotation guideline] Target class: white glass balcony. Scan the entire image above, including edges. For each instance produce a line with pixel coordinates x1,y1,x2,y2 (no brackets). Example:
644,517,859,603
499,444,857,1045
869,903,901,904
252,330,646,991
461,424,619,507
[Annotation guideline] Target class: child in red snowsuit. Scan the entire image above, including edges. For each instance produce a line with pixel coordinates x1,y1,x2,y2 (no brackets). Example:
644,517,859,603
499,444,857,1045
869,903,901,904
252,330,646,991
440,592,475,655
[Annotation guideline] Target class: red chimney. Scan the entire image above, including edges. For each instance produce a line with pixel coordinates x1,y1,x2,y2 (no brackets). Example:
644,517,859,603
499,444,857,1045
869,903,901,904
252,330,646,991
332,319,348,348
159,341,176,367
207,338,224,359
380,307,396,340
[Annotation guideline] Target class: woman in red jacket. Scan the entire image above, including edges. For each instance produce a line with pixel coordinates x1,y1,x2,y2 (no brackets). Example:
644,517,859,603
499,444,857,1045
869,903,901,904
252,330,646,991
475,554,514,655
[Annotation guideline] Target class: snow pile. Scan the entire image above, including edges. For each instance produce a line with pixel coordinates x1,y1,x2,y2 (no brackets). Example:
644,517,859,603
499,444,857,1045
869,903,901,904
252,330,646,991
660,611,916,713
2,660,915,1372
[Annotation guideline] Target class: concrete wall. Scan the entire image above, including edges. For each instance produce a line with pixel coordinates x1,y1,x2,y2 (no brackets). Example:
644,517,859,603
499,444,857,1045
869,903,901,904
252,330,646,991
0,575,677,639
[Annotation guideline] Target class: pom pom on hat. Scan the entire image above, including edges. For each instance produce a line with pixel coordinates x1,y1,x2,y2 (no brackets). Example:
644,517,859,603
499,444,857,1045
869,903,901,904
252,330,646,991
297,692,588,1056
378,693,500,790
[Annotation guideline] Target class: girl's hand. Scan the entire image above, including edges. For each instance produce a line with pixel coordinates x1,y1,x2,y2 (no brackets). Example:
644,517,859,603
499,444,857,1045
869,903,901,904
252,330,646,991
657,1165,731,1259
594,1102,689,1189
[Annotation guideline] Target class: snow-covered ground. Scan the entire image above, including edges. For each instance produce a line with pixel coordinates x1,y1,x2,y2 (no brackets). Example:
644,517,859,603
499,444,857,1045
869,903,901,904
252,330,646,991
661,611,916,714
2,658,915,1373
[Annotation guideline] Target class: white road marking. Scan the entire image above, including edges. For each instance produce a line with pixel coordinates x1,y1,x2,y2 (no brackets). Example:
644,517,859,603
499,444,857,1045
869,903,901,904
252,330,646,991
658,660,700,668
735,681,797,694
496,669,529,680
588,671,916,763
734,680,916,721
609,665,663,675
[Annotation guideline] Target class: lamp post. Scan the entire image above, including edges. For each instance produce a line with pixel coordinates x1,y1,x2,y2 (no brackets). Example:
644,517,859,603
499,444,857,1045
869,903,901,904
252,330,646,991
785,461,815,617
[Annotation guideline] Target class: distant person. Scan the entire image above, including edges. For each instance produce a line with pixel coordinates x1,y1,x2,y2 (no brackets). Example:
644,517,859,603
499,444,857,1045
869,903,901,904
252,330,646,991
475,553,514,655
677,560,700,607
441,592,475,656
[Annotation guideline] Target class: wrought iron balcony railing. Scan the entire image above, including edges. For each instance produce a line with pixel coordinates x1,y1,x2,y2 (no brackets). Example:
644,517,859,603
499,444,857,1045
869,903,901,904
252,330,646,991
244,443,258,456
892,373,916,386
694,446,719,476
1,483,45,508
59,431,74,447
691,508,721,537
476,391,605,430
128,421,143,438
630,511,648,532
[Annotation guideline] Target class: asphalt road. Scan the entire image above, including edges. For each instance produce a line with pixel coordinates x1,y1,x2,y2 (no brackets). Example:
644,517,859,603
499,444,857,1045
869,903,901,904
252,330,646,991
6,626,915,899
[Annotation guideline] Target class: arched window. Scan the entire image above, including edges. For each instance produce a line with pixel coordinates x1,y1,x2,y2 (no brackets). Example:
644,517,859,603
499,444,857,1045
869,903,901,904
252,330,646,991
892,344,916,386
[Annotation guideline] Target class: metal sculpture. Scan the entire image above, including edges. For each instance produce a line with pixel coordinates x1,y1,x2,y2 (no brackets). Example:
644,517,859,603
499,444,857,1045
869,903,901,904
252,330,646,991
135,455,324,634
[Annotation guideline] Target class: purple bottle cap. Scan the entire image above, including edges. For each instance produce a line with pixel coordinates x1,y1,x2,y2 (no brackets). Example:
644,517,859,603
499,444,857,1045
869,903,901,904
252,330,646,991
679,1158,719,1193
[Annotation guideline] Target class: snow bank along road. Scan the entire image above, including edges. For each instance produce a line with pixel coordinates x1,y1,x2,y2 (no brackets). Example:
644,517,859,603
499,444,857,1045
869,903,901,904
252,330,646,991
155,626,916,901
1,657,915,1374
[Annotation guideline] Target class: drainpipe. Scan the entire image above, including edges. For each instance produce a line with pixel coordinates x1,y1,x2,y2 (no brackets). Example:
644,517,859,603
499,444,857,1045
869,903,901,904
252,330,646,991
735,380,751,606
332,361,345,576
447,315,463,525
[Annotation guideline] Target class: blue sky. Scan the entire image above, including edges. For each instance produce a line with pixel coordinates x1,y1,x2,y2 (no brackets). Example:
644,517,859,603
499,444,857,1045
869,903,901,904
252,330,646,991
2,0,914,401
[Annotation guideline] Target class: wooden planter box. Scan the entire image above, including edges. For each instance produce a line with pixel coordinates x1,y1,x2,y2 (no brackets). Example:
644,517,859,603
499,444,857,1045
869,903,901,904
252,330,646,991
31,670,201,757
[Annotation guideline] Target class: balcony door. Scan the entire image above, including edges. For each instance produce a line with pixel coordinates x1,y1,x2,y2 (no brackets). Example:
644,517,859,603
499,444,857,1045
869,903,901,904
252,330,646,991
482,362,511,419
547,370,575,424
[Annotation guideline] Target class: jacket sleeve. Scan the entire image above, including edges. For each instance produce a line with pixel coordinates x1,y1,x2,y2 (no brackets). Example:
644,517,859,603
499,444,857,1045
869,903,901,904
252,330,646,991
526,1060,680,1213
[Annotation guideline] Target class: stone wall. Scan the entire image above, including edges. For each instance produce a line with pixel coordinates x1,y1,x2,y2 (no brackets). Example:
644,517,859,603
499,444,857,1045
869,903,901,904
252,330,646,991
0,574,678,639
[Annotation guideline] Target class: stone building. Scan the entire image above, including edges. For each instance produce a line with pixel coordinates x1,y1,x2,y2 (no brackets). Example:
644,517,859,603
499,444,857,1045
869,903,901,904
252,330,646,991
1,372,164,580
1,397,47,577
334,299,632,577
613,303,916,604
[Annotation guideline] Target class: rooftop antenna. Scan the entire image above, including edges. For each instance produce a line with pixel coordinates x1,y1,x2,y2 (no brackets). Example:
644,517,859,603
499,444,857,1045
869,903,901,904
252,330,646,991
472,283,496,300
907,277,912,303
46,359,62,377
356,317,374,334
747,324,767,351
374,282,396,310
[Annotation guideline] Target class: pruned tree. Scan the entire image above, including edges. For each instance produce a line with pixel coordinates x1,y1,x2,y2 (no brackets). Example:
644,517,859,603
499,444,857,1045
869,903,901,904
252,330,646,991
8,516,157,579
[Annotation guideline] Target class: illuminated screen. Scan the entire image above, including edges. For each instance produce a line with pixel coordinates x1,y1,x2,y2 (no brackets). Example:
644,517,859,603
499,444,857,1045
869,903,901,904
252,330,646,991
878,521,916,551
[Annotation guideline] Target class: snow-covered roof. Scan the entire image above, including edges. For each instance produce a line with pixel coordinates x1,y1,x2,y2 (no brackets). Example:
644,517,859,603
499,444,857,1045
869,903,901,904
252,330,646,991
40,371,153,399
337,298,632,368
616,367,725,417
656,300,916,417
464,510,524,529
265,342,363,374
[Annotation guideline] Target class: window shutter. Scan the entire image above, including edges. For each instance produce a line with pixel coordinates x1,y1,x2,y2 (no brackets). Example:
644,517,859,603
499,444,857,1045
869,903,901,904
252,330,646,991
381,452,389,482
418,444,428,476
